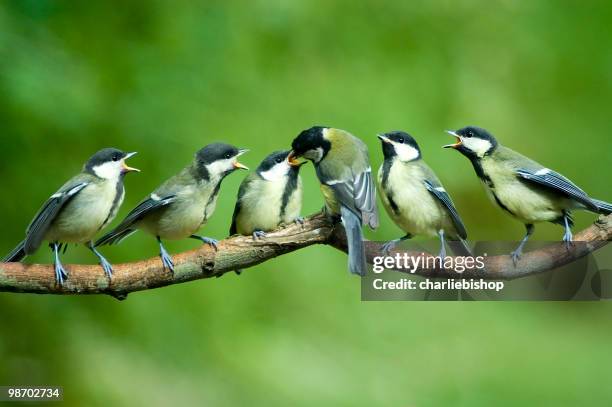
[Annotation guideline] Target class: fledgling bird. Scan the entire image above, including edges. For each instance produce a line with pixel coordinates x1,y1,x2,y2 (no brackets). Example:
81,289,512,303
95,143,248,272
230,150,304,240
444,126,612,264
289,126,379,276
377,131,471,258
2,148,139,284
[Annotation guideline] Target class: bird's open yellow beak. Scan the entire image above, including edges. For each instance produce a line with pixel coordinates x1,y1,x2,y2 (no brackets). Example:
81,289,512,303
233,149,249,170
122,152,140,173
443,131,462,149
287,151,305,167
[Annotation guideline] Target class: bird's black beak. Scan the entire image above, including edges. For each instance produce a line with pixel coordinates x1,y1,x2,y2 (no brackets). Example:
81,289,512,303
443,131,462,149
122,152,140,173
233,149,249,170
377,134,392,144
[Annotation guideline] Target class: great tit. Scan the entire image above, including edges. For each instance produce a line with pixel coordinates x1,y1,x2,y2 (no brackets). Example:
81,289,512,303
444,126,612,264
289,126,379,276
2,148,139,284
96,143,248,272
230,150,304,240
378,131,471,258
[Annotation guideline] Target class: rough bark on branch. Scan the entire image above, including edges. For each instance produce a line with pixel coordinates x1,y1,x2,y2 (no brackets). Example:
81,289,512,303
1,213,610,299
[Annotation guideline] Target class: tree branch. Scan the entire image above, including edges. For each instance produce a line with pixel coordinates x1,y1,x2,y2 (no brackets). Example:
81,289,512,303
1,213,610,299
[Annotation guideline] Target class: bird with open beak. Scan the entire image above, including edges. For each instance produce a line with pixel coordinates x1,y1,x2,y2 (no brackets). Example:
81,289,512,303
444,125,612,264
3,148,140,284
96,143,249,273
230,150,305,240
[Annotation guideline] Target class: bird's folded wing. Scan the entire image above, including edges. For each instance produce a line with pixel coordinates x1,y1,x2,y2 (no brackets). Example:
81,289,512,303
96,194,177,246
24,182,89,254
424,180,468,239
229,201,241,235
324,168,379,228
113,195,177,231
229,176,255,236
516,168,598,211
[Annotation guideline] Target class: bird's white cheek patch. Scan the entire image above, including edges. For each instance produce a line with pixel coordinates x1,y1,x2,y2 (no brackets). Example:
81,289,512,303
93,161,122,180
206,158,234,176
395,144,420,162
260,163,289,181
463,138,492,157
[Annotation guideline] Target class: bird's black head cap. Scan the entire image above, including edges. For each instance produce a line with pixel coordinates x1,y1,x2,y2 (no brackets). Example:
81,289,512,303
257,150,290,173
194,143,246,180
84,148,127,173
196,143,240,165
291,126,331,160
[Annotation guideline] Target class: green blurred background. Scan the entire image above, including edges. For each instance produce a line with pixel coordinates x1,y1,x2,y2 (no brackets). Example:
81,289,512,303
1,1,611,405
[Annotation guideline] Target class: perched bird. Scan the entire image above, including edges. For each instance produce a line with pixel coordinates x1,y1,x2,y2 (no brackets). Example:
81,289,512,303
230,150,304,240
2,148,139,284
377,131,471,258
444,126,612,264
96,143,248,272
289,126,378,276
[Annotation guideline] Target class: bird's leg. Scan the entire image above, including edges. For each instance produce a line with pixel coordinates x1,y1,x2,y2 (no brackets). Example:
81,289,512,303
50,242,68,285
87,241,113,278
511,224,535,266
252,230,267,240
157,236,175,273
381,234,412,255
294,216,305,226
437,230,447,260
190,235,219,251
562,214,574,250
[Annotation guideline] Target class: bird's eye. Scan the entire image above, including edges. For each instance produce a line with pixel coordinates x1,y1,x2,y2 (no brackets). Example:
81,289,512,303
275,157,283,164
466,131,473,138
112,154,121,162
224,153,232,159
397,137,404,144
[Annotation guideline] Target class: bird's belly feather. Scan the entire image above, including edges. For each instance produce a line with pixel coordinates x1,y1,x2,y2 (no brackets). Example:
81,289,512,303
46,182,116,243
145,200,206,240
484,164,565,223
236,181,286,234
379,166,449,238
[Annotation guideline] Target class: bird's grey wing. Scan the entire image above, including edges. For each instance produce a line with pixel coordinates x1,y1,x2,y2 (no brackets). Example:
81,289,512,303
229,201,241,236
23,182,90,254
115,195,177,231
353,169,379,228
229,176,256,236
516,168,598,211
424,180,468,239
95,194,177,246
322,168,379,228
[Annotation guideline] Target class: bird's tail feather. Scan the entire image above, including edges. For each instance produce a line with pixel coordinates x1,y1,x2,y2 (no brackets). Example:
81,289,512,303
95,228,136,247
3,240,27,262
592,199,612,215
448,237,474,257
341,206,367,277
